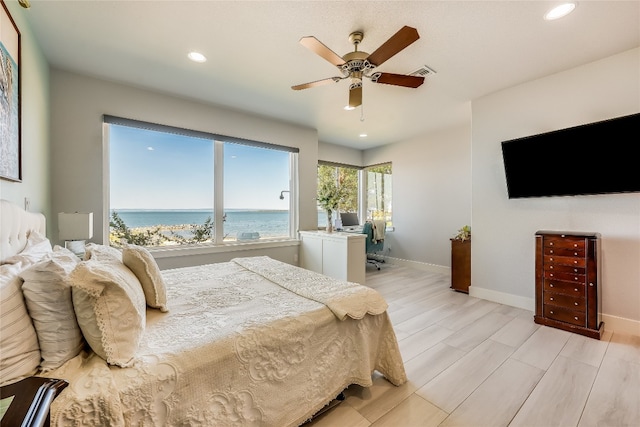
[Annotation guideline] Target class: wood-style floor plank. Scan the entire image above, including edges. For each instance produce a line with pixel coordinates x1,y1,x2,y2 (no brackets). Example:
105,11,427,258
305,264,640,427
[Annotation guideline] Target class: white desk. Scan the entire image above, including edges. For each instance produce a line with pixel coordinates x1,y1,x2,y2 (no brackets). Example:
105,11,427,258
299,230,366,285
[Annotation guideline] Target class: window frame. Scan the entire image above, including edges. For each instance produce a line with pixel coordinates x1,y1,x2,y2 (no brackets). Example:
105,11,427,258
104,115,299,251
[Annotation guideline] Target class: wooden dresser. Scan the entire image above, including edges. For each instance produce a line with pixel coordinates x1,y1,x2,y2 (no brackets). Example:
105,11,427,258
534,231,603,339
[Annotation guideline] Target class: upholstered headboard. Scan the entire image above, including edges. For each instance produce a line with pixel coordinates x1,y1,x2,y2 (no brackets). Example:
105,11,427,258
0,199,46,263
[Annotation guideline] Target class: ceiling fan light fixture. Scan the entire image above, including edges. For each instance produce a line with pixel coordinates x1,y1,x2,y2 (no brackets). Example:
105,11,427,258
188,51,207,63
344,105,356,111
544,3,576,20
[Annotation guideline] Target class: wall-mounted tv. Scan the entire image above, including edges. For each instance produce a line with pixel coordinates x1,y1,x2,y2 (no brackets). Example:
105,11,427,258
501,113,640,199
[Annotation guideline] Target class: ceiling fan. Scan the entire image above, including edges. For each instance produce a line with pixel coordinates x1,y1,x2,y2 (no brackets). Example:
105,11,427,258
292,26,425,109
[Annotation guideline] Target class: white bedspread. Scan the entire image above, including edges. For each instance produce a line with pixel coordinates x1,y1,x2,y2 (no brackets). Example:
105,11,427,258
45,257,406,426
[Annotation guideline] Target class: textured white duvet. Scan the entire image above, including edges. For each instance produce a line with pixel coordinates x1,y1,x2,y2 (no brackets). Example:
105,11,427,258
44,256,406,426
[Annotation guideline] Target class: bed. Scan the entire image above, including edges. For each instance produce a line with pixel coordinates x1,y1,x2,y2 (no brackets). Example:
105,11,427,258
0,199,406,426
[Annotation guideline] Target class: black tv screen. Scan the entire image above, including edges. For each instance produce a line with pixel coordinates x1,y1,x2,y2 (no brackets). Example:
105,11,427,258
501,113,640,199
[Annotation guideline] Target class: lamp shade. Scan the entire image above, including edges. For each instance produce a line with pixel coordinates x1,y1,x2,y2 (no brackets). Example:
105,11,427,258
58,212,94,240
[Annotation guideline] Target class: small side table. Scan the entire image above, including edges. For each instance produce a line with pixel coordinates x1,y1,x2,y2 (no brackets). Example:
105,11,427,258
1,377,68,427
450,238,471,293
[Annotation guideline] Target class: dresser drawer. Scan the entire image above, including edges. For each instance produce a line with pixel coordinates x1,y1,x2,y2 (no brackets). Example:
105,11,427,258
544,292,585,310
544,270,586,283
544,255,586,267
544,280,585,296
545,263,585,274
544,247,585,257
544,305,585,327
544,238,586,251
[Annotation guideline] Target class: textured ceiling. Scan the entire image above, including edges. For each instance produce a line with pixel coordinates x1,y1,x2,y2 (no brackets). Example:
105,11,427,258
20,1,640,149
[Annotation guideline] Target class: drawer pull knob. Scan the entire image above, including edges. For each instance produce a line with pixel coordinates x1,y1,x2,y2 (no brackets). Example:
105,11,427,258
550,284,554,287
550,250,554,254
550,242,554,246
550,266,554,269
574,288,578,292
575,277,578,280
550,297,554,301
574,244,578,247
589,283,594,287
550,257,554,261
574,302,578,305
574,316,578,320
550,311,554,314
574,261,578,264
550,273,554,277
574,252,578,256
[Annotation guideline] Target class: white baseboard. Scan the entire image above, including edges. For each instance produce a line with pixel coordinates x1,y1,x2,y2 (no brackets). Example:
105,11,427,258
469,286,535,312
382,256,450,275
601,314,640,336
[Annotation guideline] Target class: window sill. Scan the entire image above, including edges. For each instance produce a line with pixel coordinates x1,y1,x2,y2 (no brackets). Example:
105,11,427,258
149,238,300,259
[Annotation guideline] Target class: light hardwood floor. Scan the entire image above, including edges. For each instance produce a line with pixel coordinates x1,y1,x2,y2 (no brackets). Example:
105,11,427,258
306,263,640,427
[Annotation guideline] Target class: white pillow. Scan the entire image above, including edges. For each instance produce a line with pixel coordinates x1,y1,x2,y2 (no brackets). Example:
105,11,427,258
2,231,52,266
69,258,146,367
0,262,41,386
84,243,123,263
122,244,168,312
20,246,85,372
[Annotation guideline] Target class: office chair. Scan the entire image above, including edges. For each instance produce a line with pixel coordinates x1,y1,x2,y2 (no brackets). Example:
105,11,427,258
362,221,385,270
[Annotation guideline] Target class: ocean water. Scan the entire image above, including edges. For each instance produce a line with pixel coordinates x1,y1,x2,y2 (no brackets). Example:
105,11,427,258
110,209,324,238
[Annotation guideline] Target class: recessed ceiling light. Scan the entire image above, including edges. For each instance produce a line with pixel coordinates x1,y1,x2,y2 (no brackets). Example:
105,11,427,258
188,51,207,63
359,133,367,138
544,3,576,20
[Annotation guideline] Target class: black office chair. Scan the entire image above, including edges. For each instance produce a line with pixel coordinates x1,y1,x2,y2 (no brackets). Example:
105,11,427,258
362,221,385,270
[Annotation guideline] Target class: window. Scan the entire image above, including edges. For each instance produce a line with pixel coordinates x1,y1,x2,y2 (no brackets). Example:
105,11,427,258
316,161,392,228
317,163,360,227
106,116,297,247
365,163,392,227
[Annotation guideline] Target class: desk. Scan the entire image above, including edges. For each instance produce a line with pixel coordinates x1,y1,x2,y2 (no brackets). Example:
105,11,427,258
299,230,366,284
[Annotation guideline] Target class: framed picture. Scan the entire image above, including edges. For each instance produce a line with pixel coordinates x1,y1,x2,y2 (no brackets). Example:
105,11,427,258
0,0,21,182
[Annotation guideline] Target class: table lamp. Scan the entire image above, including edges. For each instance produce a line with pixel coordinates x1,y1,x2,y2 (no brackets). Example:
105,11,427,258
58,212,93,257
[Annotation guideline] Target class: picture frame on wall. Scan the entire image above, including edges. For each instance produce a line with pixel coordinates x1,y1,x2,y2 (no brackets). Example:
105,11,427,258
0,0,21,182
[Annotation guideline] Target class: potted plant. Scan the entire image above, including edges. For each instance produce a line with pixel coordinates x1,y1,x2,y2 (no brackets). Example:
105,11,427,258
317,180,346,232
454,225,471,241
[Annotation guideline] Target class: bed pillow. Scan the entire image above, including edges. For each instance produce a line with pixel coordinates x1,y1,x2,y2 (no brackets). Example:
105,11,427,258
84,243,123,262
69,257,146,367
0,262,41,386
20,246,85,372
122,244,168,312
2,231,52,266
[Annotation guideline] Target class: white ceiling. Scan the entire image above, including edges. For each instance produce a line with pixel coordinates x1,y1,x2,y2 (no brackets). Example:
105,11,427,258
20,1,640,149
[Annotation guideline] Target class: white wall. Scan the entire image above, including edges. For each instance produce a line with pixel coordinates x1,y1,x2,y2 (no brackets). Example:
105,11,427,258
318,141,364,167
0,2,50,222
50,69,319,267
364,121,472,272
471,48,640,334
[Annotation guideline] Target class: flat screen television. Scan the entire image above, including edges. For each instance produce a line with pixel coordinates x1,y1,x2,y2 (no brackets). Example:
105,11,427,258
501,113,640,199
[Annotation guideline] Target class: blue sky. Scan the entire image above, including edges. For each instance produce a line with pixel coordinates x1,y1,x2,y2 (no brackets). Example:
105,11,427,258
110,125,291,210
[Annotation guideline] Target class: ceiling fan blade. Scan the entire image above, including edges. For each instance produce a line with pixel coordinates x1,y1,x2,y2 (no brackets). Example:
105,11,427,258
299,36,345,67
292,77,341,90
371,72,424,88
349,84,362,108
366,26,420,67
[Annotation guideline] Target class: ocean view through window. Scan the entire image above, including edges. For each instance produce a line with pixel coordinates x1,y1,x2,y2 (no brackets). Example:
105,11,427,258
106,116,297,247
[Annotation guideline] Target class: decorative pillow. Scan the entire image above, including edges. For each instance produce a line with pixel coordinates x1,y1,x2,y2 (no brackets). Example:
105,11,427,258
2,231,52,266
122,244,168,312
69,257,146,367
84,243,123,263
0,262,41,386
20,246,85,372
